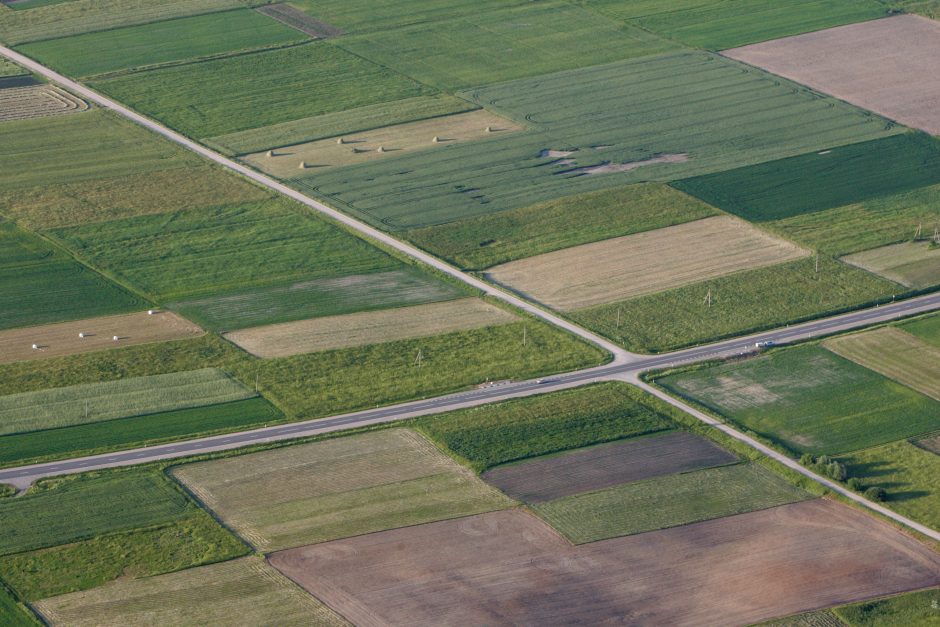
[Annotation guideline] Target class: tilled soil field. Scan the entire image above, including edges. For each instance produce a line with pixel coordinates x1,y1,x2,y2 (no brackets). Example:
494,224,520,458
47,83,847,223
270,500,940,626
482,431,735,503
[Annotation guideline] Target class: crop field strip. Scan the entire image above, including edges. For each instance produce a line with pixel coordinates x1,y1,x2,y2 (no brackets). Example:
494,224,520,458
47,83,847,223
300,50,901,230
485,215,809,310
0,84,86,121
903,313,940,349
34,556,345,627
15,9,307,78
270,500,940,627
0,57,27,76
660,345,940,455
482,431,736,503
255,3,344,39
173,429,513,551
824,327,940,401
725,14,940,136
0,585,35,627
225,297,517,358
843,241,940,289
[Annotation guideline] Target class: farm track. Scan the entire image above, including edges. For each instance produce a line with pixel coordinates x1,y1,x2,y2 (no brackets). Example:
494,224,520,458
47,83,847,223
3,46,940,542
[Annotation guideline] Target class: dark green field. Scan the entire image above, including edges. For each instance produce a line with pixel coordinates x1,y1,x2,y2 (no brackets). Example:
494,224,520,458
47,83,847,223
672,134,940,223
16,9,306,77
0,584,36,627
834,588,940,625
902,314,940,349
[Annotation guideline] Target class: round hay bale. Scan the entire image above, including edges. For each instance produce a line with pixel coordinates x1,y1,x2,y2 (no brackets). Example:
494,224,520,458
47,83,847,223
485,126,492,133
31,343,38,350
298,161,307,170
432,136,439,143
337,137,345,145
266,150,275,157
377,146,385,153
113,335,120,341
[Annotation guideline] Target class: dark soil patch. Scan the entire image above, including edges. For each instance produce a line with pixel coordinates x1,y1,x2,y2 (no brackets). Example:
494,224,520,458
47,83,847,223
0,76,39,90
256,4,344,39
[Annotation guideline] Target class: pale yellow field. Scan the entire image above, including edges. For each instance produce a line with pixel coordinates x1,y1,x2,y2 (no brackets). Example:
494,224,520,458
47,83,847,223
34,556,345,627
0,85,87,122
224,298,516,358
824,327,940,402
843,241,940,289
485,215,808,310
0,311,203,365
243,109,521,177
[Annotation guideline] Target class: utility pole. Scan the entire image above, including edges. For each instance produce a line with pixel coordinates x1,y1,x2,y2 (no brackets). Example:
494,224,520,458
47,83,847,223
414,349,423,367
815,253,820,274
616,307,622,328
522,324,527,347
704,289,712,308
255,371,260,392
915,223,923,240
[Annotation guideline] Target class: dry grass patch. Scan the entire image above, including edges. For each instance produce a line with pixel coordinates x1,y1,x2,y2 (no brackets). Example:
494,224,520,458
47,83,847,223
486,215,807,310
34,556,345,627
824,327,940,402
724,15,940,136
173,429,512,551
0,311,202,365
843,241,940,289
225,298,515,358
0,85,86,122
243,109,520,176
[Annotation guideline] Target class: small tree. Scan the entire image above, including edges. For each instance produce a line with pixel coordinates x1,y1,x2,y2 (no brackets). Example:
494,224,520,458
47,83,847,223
847,477,862,491
826,461,847,482
864,486,887,502
800,453,815,466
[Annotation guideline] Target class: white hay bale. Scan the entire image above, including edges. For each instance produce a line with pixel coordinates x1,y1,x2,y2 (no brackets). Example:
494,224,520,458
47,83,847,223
266,150,274,157
485,126,492,133
79,332,85,339
298,161,307,170
31,343,38,350
112,335,120,341
432,136,439,143
337,137,345,145
148,309,155,315
377,146,385,153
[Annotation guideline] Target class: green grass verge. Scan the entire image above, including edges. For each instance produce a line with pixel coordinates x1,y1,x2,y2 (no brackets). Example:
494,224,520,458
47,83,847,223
834,588,940,625
92,41,433,137
0,397,281,467
416,382,673,471
0,583,38,627
534,463,809,543
15,9,306,77
581,0,887,50
0,485,15,498
673,134,940,223
569,256,898,353
902,313,940,349
0,221,144,330
0,57,26,77
303,50,899,230
406,183,718,269
659,345,940,455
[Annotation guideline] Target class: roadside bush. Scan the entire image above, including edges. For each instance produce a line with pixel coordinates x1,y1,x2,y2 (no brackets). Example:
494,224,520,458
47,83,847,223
864,486,887,502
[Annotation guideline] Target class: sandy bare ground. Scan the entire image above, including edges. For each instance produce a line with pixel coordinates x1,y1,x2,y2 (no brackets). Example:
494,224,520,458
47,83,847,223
224,298,516,358
724,15,940,136
485,215,808,310
0,84,86,122
843,241,940,289
244,109,521,177
270,499,940,627
482,431,735,503
0,311,203,364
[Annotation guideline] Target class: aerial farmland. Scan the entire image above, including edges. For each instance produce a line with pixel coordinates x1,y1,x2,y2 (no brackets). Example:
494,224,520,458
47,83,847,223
0,0,939,624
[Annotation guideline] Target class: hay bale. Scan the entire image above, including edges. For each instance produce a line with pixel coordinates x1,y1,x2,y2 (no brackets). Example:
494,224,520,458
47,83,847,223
298,161,307,170
377,146,385,153
266,150,275,158
485,126,492,133
337,137,345,145
432,136,440,144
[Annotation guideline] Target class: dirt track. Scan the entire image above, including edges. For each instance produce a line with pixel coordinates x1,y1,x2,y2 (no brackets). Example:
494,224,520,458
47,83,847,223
270,500,940,626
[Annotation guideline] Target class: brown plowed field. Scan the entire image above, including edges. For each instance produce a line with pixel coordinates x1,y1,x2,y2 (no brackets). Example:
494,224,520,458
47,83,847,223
724,15,940,136
270,500,940,627
482,431,735,503
0,311,203,364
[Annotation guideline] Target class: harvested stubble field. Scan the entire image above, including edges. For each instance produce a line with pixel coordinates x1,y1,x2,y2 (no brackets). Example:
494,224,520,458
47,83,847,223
417,382,674,471
406,183,718,269
486,215,808,310
535,463,808,543
482,431,735,503
173,429,512,551
34,557,343,627
17,9,305,78
843,241,940,289
303,51,899,230
0,311,202,364
0,222,143,331
0,166,271,230
673,134,940,223
570,256,896,353
825,327,940,401
225,297,515,358
207,95,476,156
244,109,521,176
725,15,940,136
92,42,433,138
660,345,940,455
0,84,86,121
583,0,887,50
270,500,940,627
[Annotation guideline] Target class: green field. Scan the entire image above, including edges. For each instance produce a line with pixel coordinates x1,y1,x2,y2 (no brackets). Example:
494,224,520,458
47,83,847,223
534,463,808,543
16,9,305,77
0,397,281,467
207,94,477,155
0,368,252,435
0,57,26,77
570,256,897,353
903,313,940,349
92,41,434,137
0,109,197,190
842,440,940,531
406,183,718,269
417,382,673,471
285,0,529,33
0,221,144,330
660,345,940,455
582,0,887,50
338,1,675,91
302,51,899,230
834,588,940,625
0,585,37,627
673,134,940,223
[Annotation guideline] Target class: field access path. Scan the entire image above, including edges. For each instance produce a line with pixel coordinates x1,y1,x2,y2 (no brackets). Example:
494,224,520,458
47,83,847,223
4,46,940,542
